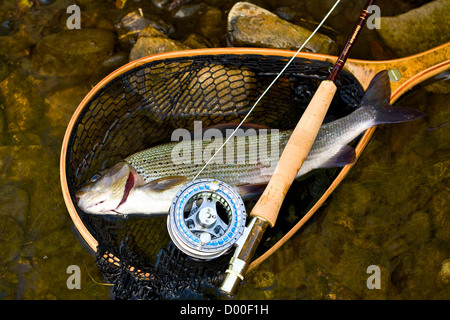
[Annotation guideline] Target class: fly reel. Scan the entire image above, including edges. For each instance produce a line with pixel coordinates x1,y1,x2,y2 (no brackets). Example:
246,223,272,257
167,179,247,260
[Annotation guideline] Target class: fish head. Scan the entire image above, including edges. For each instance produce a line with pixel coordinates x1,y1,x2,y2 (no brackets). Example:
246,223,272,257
113,175,188,215
75,162,138,215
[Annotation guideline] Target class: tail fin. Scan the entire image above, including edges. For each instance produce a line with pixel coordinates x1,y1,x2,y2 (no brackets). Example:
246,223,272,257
362,70,426,125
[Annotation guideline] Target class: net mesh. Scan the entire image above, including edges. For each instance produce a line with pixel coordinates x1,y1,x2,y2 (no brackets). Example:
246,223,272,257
65,53,364,299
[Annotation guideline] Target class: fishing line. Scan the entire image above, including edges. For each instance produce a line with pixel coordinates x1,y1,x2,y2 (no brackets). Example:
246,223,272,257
192,0,341,181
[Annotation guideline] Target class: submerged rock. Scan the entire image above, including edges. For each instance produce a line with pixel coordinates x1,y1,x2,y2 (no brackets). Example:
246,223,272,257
0,0,73,62
0,184,29,224
196,5,223,46
115,10,152,50
436,259,450,286
0,58,8,83
0,145,56,182
0,145,60,230
172,3,223,47
45,84,91,128
182,33,212,49
152,0,171,9
101,52,129,70
227,2,337,54
129,26,190,61
0,71,44,133
115,10,175,50
377,0,450,57
30,29,115,79
431,182,450,243
0,110,5,145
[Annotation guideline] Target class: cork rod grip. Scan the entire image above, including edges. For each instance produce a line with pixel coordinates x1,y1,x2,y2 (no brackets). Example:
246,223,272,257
250,80,337,226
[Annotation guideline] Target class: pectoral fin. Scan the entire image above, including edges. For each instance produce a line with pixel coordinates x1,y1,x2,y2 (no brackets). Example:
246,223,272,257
141,176,187,192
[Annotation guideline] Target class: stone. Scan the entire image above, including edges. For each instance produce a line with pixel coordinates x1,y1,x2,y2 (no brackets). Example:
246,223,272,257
129,26,190,61
245,267,276,299
0,145,57,183
141,13,175,36
172,3,203,19
101,52,129,70
425,81,450,95
152,0,171,9
45,84,91,128
227,2,337,54
0,71,44,133
30,29,115,79
436,259,450,286
377,0,450,57
0,145,61,234
196,6,223,45
182,33,212,49
115,10,152,50
401,211,431,246
0,28,33,62
10,132,43,146
0,58,8,82
0,0,74,62
0,184,29,223
0,213,22,265
0,109,6,145
331,182,373,218
115,10,175,51
431,182,450,243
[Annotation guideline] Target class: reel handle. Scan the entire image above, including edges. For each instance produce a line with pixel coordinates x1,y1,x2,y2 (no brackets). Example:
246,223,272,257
220,217,267,294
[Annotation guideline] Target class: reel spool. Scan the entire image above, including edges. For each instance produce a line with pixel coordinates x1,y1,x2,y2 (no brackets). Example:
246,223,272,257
167,179,247,260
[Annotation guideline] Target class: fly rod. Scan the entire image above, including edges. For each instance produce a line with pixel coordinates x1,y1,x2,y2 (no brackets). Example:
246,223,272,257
220,0,376,296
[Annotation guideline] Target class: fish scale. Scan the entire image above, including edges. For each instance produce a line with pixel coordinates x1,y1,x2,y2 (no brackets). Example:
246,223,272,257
124,131,292,187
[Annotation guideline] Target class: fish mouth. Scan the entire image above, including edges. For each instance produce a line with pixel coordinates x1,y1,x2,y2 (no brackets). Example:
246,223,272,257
86,200,106,210
84,200,124,215
75,187,107,212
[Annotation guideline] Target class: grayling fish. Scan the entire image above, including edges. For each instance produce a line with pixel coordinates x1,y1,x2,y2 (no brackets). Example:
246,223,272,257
75,71,425,215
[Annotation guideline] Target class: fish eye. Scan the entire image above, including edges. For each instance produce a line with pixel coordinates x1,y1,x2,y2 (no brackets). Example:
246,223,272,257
90,173,102,183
